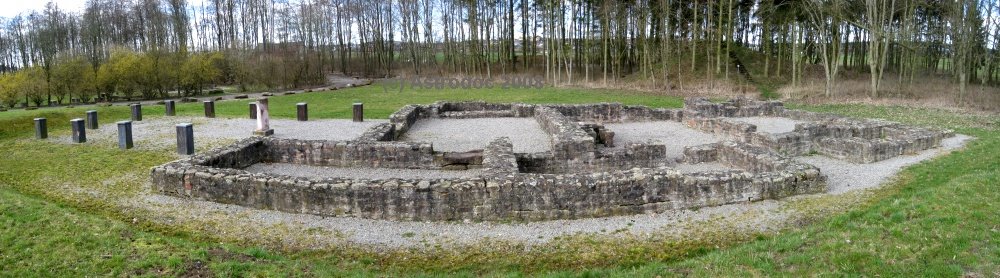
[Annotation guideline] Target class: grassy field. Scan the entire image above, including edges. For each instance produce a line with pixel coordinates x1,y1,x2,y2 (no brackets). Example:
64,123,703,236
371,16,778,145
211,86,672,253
0,85,997,276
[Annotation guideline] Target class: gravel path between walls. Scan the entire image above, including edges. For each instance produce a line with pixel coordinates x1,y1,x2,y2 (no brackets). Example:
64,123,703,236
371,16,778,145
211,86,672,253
399,118,552,153
53,117,386,150
797,134,972,194
605,121,722,159
726,116,805,134
244,163,484,179
123,134,971,250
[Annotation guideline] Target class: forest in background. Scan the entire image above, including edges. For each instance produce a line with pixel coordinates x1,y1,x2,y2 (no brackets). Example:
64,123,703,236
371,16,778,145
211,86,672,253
0,0,997,108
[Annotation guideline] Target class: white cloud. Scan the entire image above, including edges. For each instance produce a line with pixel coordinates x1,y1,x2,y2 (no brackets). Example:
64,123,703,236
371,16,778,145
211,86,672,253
0,0,86,18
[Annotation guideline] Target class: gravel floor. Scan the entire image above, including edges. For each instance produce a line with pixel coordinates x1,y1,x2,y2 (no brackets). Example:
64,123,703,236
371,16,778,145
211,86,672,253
796,134,972,194
726,116,805,134
245,163,484,179
605,121,722,159
400,118,551,153
53,117,386,150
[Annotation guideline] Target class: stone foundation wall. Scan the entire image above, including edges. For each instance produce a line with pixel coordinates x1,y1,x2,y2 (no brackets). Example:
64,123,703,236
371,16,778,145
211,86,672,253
482,137,518,176
682,143,719,163
388,105,422,138
685,117,757,141
357,123,395,142
266,138,437,169
620,106,685,122
681,100,953,163
684,97,785,117
748,131,813,156
406,101,685,123
533,107,596,160
149,98,956,222
150,137,827,221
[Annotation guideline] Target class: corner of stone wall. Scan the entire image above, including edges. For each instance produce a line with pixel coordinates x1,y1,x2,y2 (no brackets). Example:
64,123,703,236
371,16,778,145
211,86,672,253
682,143,720,163
357,123,396,142
389,104,423,138
533,107,596,160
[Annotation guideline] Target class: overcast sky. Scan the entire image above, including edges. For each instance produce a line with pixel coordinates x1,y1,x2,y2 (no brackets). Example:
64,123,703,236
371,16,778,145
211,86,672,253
2,0,85,18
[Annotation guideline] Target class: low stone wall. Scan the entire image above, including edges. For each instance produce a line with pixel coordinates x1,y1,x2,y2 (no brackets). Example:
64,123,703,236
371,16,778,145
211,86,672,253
150,137,827,221
620,105,685,122
544,103,622,122
684,97,785,117
149,98,959,221
388,105,422,138
682,143,719,164
266,137,436,169
680,100,953,163
408,101,687,123
685,117,757,141
748,131,813,156
533,107,595,160
357,123,396,142
482,137,518,176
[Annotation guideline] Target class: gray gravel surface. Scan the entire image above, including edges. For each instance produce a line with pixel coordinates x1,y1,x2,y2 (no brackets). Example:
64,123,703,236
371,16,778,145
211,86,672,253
605,121,722,159
245,163,484,179
54,117,386,150
796,134,972,194
400,118,551,153
727,116,805,134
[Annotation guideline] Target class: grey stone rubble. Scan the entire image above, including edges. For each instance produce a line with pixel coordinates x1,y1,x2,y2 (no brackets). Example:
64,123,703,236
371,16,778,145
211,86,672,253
148,98,958,222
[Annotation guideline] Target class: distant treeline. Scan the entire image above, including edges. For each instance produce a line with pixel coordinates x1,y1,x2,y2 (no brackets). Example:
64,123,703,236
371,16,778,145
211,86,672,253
0,0,998,107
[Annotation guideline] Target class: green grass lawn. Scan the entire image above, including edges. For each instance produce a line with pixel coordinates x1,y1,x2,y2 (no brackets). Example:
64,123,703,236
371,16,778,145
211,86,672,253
0,85,997,276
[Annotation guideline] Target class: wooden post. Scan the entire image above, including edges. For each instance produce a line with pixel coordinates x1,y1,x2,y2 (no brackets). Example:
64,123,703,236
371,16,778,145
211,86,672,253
203,100,216,118
176,123,194,155
71,118,86,143
130,104,142,121
86,110,98,129
34,118,47,139
352,102,364,122
296,103,308,121
117,121,133,149
165,100,176,116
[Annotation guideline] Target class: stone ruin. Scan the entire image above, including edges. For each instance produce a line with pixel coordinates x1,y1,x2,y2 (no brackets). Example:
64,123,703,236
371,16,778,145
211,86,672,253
150,98,954,221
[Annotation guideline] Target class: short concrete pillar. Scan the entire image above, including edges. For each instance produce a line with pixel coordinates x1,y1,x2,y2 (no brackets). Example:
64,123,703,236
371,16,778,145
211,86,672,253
352,102,364,122
176,123,194,155
71,118,86,143
86,110,98,129
203,100,215,118
130,104,142,121
34,118,47,139
165,100,176,116
117,121,133,149
296,103,308,121
249,103,258,119
253,98,274,136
